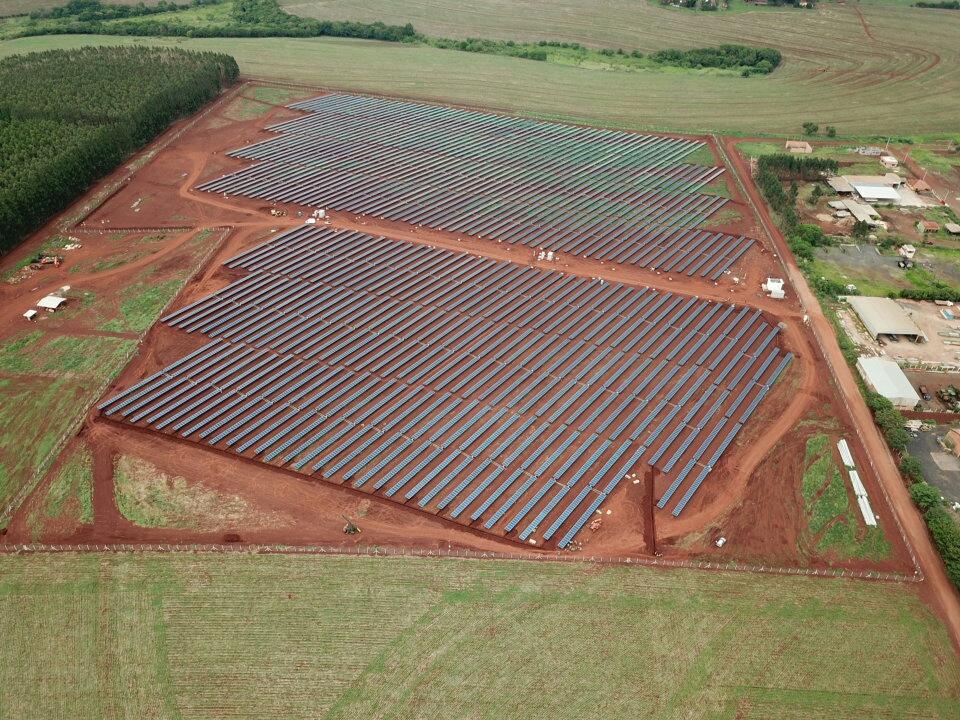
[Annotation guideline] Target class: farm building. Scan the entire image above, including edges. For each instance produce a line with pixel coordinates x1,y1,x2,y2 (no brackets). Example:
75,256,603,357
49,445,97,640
827,173,901,194
785,140,812,154
909,179,932,192
844,296,926,343
917,220,940,233
854,184,900,203
945,222,960,235
36,295,67,312
839,199,882,226
856,356,920,409
880,155,899,168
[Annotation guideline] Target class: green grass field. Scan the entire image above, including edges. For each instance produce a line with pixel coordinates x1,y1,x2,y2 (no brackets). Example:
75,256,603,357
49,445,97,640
25,440,93,538
273,0,960,136
1,1,959,137
0,331,134,516
0,229,221,524
800,434,890,561
0,552,956,719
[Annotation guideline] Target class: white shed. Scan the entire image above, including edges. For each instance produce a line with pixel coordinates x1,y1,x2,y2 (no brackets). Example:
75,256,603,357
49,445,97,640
36,295,67,312
856,356,920,409
762,278,785,299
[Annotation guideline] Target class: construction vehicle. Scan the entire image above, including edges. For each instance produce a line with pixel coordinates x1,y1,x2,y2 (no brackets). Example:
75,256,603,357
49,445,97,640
341,514,361,535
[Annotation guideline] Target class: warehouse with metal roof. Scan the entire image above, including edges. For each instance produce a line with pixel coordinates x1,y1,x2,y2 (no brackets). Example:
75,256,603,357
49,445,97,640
844,296,926,343
856,356,920,409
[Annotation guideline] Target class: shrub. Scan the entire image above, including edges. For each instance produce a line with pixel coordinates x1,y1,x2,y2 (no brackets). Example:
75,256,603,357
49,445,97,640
900,455,925,484
910,481,942,511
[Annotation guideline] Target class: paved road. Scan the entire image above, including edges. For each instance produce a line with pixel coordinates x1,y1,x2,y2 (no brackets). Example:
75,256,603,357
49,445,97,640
719,135,960,651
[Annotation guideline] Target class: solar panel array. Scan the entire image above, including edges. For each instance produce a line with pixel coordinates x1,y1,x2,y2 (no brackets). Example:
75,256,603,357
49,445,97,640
100,226,790,547
198,93,754,279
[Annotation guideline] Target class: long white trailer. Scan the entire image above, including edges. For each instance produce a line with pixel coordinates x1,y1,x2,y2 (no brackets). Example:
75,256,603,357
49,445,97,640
837,439,877,526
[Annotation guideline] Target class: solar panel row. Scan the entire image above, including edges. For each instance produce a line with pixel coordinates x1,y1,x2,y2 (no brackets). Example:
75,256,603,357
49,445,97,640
102,227,789,546
197,93,754,278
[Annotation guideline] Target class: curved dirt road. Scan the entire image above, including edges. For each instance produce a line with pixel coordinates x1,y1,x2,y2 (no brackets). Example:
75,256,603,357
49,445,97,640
720,135,960,650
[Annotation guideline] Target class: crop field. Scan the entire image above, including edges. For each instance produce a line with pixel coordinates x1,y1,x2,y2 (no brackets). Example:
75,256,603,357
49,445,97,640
201,94,752,274
0,3,957,137
281,0,960,136
0,552,957,719
100,222,789,547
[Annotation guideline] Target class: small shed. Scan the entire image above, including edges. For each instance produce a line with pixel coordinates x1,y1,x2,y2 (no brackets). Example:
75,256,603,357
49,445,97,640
917,220,940,234
880,155,899,168
898,244,916,259
908,179,932,192
945,222,960,236
36,295,67,312
856,356,920,409
785,140,812,154
762,278,785,299
23,309,38,321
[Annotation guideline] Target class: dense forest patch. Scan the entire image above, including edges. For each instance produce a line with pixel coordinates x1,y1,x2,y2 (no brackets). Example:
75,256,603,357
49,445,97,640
0,46,237,253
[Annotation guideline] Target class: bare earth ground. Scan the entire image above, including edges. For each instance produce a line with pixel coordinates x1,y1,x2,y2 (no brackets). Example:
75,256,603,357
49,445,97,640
0,83,925,590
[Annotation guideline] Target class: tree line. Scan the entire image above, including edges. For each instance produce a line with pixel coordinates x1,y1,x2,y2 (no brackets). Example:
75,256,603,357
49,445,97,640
866,390,960,590
0,47,238,254
648,45,782,74
29,0,217,20
12,0,417,42
756,153,838,180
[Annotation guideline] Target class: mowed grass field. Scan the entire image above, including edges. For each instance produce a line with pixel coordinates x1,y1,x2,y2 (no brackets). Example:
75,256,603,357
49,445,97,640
0,553,957,719
1,0,958,136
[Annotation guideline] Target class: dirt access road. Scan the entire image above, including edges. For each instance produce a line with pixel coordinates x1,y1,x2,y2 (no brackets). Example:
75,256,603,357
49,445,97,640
720,135,960,651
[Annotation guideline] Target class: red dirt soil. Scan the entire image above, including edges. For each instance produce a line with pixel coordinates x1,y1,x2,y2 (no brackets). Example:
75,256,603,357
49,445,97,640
0,83,923,593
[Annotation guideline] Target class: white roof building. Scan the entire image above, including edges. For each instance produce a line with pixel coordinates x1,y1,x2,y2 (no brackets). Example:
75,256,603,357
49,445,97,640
844,296,925,342
856,356,920,409
852,184,900,203
36,295,67,311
